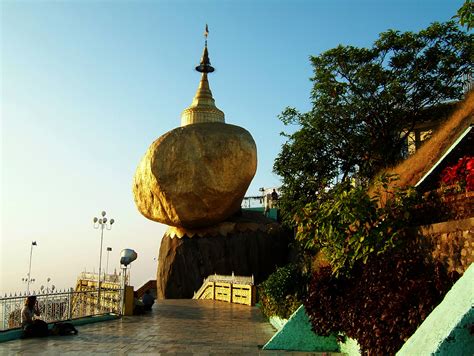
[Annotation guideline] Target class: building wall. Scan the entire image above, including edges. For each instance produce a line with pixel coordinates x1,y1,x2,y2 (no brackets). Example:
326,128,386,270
420,217,474,274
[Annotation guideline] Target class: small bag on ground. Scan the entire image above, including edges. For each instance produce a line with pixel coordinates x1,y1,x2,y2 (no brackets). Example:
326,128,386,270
50,322,78,336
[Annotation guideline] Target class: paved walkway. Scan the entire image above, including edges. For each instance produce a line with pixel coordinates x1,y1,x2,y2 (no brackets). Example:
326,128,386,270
0,299,335,355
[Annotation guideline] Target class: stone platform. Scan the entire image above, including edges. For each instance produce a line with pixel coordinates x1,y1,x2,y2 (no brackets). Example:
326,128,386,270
1,299,340,355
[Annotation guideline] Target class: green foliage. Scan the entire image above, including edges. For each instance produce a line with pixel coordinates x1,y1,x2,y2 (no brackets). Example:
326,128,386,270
454,0,474,30
258,263,308,319
295,174,427,277
304,249,458,355
274,21,473,225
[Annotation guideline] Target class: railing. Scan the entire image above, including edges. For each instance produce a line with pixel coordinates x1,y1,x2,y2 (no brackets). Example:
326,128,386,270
135,280,156,299
0,288,122,331
78,272,125,284
193,273,256,306
206,273,254,285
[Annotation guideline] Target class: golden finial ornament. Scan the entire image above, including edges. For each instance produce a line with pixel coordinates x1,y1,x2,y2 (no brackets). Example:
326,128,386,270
181,24,225,126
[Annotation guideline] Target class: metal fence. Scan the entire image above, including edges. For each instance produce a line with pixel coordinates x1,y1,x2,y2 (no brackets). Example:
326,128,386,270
0,288,122,331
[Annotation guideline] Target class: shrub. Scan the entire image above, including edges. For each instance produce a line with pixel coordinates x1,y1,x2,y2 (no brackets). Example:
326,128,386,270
258,263,308,319
296,174,459,353
304,243,458,355
440,155,474,192
295,174,455,277
295,175,425,276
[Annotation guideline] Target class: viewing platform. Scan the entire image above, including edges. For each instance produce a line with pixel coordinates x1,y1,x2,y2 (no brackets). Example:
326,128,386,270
0,299,337,354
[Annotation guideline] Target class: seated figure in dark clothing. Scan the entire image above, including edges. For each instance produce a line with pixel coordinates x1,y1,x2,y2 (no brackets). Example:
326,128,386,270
142,290,155,311
21,296,48,338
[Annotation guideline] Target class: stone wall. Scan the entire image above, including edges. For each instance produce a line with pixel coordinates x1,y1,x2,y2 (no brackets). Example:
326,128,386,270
419,217,474,274
441,191,474,221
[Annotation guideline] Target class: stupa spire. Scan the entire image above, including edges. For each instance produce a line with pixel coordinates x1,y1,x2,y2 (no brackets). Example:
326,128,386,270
181,25,225,126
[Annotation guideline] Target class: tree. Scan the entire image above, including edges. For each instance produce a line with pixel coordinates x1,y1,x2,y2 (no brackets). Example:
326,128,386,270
454,0,473,30
274,21,473,224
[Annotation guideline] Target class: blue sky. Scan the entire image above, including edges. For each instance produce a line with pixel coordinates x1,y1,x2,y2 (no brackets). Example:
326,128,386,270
1,0,464,293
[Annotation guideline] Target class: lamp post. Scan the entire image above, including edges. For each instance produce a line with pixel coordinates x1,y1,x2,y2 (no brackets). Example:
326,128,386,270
22,277,35,293
93,211,115,309
24,241,37,294
105,247,112,278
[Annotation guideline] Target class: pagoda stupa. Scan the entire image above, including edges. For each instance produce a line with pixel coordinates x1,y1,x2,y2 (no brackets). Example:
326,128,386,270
133,26,257,229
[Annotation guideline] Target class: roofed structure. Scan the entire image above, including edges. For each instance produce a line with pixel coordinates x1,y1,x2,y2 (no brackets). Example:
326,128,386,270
379,89,474,193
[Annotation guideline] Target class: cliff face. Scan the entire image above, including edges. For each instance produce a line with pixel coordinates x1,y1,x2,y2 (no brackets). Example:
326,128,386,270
156,212,290,299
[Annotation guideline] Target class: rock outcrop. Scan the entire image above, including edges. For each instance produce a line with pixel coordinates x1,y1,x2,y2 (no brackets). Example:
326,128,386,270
156,211,290,298
133,122,257,228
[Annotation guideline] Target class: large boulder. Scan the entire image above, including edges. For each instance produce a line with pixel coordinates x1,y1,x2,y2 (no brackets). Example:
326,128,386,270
156,211,290,299
133,122,257,228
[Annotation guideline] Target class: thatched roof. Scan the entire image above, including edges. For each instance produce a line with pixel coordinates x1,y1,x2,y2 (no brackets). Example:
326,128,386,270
373,90,474,193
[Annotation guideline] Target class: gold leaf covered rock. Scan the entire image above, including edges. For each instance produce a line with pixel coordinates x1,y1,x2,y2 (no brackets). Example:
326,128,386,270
133,122,257,228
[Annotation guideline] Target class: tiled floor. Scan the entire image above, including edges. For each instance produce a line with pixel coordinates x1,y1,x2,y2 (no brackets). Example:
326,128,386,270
0,299,335,355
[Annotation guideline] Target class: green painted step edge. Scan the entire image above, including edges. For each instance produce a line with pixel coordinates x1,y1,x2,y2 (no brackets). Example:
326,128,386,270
397,263,474,356
268,315,287,331
0,313,119,343
263,304,340,352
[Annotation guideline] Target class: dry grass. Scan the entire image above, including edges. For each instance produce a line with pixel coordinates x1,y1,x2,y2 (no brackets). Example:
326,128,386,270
370,90,474,196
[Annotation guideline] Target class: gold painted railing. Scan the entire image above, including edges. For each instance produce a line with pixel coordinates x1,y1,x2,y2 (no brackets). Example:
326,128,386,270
193,274,256,306
72,275,122,315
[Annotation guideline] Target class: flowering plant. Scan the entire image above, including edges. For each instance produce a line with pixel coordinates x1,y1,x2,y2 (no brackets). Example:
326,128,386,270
440,156,474,192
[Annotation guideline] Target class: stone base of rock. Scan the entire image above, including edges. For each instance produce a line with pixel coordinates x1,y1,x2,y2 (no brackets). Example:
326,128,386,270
156,211,290,299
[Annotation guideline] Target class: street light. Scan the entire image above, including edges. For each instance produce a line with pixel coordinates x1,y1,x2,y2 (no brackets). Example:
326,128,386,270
22,277,35,292
23,241,37,294
92,211,115,308
106,247,112,277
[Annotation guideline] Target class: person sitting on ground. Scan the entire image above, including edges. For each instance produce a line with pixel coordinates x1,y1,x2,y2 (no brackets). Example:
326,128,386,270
142,290,155,311
133,291,145,315
21,295,40,328
21,295,48,337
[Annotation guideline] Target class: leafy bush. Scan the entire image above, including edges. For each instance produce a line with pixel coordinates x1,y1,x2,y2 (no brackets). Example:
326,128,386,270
295,175,428,276
295,174,454,277
291,174,459,353
258,263,308,319
304,244,458,355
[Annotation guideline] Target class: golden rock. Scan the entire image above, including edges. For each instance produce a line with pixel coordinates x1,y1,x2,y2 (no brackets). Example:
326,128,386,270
133,122,257,228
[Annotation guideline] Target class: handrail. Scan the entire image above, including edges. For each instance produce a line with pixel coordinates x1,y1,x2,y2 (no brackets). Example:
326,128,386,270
77,272,124,284
0,288,122,331
193,273,256,306
206,272,254,285
135,280,156,298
